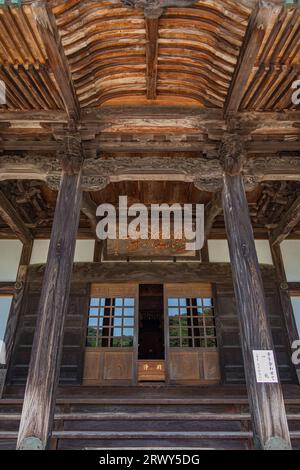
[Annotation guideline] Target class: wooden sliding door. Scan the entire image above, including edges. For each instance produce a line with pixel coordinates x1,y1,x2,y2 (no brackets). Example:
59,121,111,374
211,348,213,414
83,284,138,385
165,283,220,385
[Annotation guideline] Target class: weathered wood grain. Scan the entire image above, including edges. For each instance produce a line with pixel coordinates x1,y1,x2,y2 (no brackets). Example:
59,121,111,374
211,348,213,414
145,18,159,100
0,190,32,244
1,242,33,398
27,260,276,285
270,242,300,383
31,1,79,118
222,167,291,450
270,196,300,246
16,164,83,450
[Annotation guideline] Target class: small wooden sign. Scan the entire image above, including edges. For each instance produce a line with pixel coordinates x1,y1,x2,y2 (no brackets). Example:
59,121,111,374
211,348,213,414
253,350,278,383
138,360,165,382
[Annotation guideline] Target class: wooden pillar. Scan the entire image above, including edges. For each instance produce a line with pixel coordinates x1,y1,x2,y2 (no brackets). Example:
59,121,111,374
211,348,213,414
0,241,33,397
17,135,83,450
270,242,300,383
220,136,291,450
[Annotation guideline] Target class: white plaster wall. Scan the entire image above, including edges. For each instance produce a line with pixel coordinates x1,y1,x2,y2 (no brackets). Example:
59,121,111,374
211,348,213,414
0,296,12,341
281,240,300,282
0,240,23,282
254,240,273,265
30,239,95,264
208,239,273,265
207,240,230,263
74,240,95,262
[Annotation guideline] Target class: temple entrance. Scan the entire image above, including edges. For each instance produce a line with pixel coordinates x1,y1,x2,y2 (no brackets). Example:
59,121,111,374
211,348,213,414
138,284,165,382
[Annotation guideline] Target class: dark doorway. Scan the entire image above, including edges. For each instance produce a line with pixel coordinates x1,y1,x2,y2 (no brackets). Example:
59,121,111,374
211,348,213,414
138,284,165,360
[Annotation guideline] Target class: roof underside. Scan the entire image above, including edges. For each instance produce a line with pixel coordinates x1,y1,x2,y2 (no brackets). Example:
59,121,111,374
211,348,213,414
0,0,299,111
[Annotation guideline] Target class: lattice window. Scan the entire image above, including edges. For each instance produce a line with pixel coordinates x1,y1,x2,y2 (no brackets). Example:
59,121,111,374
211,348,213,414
86,297,135,348
167,296,217,348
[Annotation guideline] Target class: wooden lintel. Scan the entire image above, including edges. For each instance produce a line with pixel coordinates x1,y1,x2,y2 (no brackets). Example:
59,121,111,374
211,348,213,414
224,1,282,116
0,110,68,123
27,261,276,285
0,190,32,244
145,18,159,100
270,195,300,245
32,1,79,120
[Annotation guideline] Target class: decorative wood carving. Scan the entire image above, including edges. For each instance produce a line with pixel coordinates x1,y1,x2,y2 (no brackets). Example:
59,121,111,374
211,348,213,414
219,135,246,176
1,154,300,193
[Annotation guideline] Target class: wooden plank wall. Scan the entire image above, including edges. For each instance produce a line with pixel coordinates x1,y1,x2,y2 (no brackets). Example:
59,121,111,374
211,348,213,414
215,283,297,384
7,279,298,386
8,282,89,385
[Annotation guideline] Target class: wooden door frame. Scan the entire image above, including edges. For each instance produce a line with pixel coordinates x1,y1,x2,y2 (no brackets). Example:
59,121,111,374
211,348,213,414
164,283,221,385
83,283,139,386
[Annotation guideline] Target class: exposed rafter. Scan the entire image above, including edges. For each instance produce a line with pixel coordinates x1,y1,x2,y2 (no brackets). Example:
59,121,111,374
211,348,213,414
31,0,80,120
0,190,32,244
270,195,300,245
224,0,283,116
145,18,159,100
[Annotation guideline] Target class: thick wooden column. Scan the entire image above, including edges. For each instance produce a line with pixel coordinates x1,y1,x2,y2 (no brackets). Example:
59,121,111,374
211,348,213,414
220,136,291,450
0,241,33,397
270,242,300,383
17,136,83,450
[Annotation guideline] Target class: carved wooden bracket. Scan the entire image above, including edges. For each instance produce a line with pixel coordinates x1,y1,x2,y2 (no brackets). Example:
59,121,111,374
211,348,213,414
1,154,300,192
56,134,83,176
121,0,196,18
219,135,246,176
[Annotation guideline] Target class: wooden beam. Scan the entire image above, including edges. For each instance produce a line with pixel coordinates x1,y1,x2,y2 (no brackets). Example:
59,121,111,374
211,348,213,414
204,193,222,242
0,190,32,244
32,0,79,120
17,137,83,450
145,18,159,100
221,136,291,450
27,261,277,285
0,242,33,398
224,0,282,115
81,192,97,233
270,242,300,383
270,195,300,246
0,110,68,123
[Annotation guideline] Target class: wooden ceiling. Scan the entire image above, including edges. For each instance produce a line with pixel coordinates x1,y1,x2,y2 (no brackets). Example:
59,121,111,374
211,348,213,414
0,179,299,240
0,0,299,112
0,0,299,242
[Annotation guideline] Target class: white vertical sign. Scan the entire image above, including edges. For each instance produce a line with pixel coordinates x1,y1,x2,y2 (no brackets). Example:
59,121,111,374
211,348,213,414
253,350,278,383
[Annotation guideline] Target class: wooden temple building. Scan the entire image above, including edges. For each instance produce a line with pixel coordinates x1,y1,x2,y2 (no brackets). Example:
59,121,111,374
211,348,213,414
0,0,300,450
